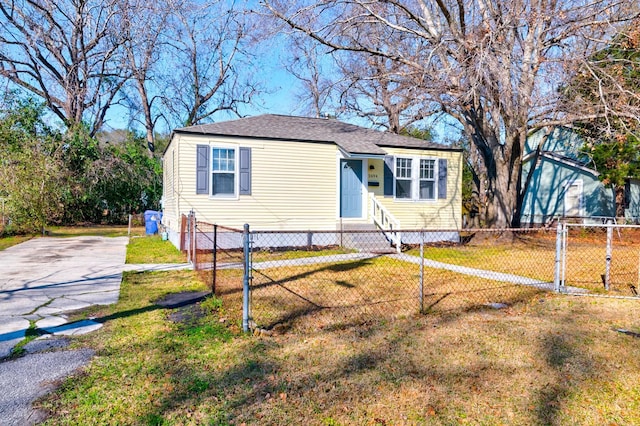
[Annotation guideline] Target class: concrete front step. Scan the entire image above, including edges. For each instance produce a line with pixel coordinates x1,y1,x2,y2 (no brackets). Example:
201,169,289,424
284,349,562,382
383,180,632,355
341,223,378,230
340,223,396,253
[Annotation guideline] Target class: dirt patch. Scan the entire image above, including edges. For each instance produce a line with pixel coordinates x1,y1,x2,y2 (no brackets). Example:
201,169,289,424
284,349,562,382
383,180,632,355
155,291,209,309
167,304,207,325
156,291,212,325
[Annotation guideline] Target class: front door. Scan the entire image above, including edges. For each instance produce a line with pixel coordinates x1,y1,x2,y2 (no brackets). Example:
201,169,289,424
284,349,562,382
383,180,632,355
340,159,363,218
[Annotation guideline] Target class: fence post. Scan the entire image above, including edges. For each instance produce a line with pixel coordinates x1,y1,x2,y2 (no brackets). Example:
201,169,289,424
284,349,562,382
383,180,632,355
186,213,192,263
192,214,197,269
554,222,562,292
562,223,568,290
419,230,424,313
242,223,251,332
605,223,613,291
212,224,217,294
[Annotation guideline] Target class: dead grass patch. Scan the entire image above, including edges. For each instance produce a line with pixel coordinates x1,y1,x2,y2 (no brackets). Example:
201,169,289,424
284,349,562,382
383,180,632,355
219,256,542,332
39,273,640,425
404,230,640,297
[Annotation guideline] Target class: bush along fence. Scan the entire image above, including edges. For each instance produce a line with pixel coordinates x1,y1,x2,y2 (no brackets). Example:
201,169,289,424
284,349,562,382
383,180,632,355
187,219,640,333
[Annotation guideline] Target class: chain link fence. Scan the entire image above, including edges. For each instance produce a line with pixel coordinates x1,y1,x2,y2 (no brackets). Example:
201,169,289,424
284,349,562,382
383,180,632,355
188,220,640,333
190,220,243,295
561,223,640,296
245,228,557,333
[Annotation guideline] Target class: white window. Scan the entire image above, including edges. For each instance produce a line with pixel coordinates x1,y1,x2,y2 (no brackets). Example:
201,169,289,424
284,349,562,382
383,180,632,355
564,181,583,217
419,159,436,200
395,157,437,201
395,158,413,199
212,147,236,196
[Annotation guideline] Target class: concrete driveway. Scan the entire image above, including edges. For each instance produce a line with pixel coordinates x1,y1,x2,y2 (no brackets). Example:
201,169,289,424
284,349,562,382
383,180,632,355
0,236,129,358
0,236,195,425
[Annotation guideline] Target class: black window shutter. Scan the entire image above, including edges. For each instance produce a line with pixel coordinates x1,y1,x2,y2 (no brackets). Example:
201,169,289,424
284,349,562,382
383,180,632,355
383,155,394,197
438,158,448,199
239,147,251,195
196,145,209,194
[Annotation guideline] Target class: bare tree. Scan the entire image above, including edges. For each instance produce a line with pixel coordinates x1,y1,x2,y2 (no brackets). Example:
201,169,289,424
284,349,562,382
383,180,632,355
560,20,640,139
284,36,340,118
0,0,130,136
283,13,435,131
119,0,172,152
335,51,433,133
559,19,640,218
265,0,639,228
161,0,259,127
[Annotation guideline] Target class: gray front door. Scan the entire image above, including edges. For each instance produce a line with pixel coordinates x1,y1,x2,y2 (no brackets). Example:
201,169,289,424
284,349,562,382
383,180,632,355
340,159,363,218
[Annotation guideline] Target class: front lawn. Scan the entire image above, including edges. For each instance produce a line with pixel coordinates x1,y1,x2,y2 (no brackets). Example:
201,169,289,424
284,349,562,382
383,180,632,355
47,225,145,238
126,234,186,264
37,267,640,425
0,234,32,251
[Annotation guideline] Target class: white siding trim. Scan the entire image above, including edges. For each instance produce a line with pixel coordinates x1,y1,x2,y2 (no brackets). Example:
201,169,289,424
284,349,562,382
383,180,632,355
335,151,343,220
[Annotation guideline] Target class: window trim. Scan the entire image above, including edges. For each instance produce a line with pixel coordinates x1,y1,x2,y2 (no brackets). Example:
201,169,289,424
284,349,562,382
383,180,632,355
210,145,239,198
393,156,438,201
419,158,436,200
563,179,583,217
395,157,413,199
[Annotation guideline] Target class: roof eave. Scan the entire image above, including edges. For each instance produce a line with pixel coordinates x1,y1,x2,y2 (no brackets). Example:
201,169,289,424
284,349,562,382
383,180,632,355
375,143,463,152
539,152,599,177
172,128,337,146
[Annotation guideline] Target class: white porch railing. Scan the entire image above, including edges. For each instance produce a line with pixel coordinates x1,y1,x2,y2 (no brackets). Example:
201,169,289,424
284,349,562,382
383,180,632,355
369,192,402,253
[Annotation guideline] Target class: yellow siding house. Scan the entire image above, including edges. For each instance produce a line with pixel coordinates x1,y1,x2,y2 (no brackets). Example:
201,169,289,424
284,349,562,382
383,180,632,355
162,114,462,248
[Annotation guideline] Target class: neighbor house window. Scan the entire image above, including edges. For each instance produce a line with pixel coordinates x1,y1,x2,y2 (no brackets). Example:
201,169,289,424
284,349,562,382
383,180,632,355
419,159,435,200
395,158,413,199
212,147,236,196
564,181,583,217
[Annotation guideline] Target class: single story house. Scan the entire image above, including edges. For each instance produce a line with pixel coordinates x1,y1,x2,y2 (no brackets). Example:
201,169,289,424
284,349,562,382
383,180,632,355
520,127,640,225
161,114,463,249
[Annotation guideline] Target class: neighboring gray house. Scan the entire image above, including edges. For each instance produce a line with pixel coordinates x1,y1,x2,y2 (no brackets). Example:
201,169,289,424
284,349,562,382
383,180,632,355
520,127,640,225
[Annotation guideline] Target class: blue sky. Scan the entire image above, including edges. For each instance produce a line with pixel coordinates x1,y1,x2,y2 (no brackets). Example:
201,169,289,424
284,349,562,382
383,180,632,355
102,34,305,133
100,27,464,145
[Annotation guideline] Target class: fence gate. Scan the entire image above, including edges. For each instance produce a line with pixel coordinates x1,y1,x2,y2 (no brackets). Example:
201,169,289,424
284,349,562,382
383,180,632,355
559,222,640,297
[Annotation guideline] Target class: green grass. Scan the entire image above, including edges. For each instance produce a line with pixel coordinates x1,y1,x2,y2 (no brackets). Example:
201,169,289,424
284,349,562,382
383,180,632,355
0,234,32,251
36,265,640,425
46,225,145,238
126,235,186,264
0,226,146,251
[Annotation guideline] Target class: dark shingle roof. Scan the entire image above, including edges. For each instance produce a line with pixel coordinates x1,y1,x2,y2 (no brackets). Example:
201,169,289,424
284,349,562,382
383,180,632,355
174,114,457,155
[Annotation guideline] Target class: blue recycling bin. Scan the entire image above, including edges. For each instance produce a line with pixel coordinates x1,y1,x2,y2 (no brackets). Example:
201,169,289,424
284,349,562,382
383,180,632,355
144,210,160,235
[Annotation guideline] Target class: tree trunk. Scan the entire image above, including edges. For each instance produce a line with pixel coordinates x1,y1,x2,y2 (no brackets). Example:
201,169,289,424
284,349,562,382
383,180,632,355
464,115,525,229
615,185,626,218
484,161,519,229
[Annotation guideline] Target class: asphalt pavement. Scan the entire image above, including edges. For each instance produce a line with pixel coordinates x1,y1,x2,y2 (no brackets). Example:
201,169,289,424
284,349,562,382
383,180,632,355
0,347,95,425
